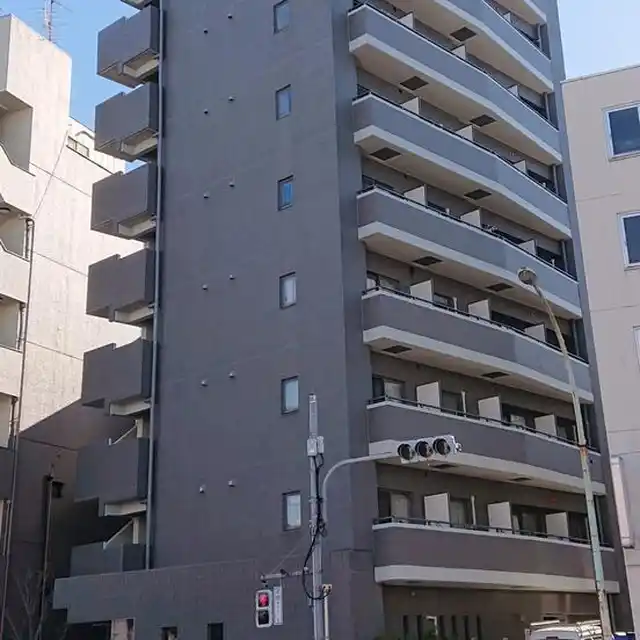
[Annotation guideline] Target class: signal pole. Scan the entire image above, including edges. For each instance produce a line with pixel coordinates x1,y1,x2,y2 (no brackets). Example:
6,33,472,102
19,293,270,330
307,395,325,640
307,394,461,640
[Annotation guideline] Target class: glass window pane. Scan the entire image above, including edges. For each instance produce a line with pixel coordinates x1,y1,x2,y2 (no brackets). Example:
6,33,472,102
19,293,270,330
273,0,290,32
285,492,301,529
278,177,293,209
622,214,640,264
280,273,296,307
276,86,291,119
441,390,463,413
433,292,455,308
450,498,471,526
609,107,640,156
281,377,299,413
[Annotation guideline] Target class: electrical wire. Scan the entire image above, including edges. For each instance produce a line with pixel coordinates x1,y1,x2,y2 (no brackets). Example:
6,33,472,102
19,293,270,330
301,454,328,601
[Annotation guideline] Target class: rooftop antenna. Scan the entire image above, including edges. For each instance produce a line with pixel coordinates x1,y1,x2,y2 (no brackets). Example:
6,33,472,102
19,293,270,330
43,0,54,41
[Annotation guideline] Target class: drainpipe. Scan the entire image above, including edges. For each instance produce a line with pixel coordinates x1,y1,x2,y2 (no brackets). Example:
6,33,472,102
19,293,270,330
144,0,165,571
0,214,35,639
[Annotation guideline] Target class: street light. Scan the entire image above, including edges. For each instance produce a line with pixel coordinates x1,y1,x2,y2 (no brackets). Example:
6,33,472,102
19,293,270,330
517,267,612,638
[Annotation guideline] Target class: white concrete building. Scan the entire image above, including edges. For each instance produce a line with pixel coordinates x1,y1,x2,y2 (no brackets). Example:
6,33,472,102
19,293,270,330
0,13,138,448
564,64,640,632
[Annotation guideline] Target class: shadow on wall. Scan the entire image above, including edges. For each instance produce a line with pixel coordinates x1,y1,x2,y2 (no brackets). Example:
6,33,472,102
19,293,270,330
3,400,134,640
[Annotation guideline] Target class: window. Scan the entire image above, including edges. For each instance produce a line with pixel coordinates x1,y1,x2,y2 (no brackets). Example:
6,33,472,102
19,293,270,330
433,292,456,309
366,271,402,292
208,624,224,640
162,629,178,640
372,375,404,400
556,416,576,443
568,511,588,542
273,0,290,32
607,105,640,156
276,85,292,119
283,491,302,530
281,376,299,413
449,497,473,527
441,390,464,414
279,273,297,308
278,176,294,210
67,135,89,157
620,213,640,266
511,505,547,536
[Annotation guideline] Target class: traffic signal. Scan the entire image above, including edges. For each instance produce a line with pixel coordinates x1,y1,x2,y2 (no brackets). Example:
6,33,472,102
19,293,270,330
255,589,273,628
397,436,461,463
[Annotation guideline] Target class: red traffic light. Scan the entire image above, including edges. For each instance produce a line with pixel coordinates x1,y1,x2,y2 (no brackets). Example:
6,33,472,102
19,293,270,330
258,593,270,607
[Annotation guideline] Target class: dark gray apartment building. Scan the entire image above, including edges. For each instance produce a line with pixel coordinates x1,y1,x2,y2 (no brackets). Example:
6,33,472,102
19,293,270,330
54,0,631,638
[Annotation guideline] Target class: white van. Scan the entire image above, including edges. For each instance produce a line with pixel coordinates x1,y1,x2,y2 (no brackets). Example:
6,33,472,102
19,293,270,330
527,620,603,640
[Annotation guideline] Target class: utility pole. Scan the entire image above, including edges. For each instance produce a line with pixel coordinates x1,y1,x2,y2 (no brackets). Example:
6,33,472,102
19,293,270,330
307,394,325,640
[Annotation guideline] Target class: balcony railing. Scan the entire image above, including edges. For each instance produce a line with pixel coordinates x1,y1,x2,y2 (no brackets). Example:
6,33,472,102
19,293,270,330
483,0,546,55
350,2,553,126
367,395,599,451
355,89,563,202
363,284,585,361
358,183,574,279
373,516,605,547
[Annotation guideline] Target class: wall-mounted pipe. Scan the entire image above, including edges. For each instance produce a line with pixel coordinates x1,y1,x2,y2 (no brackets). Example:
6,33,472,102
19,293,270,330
144,0,165,571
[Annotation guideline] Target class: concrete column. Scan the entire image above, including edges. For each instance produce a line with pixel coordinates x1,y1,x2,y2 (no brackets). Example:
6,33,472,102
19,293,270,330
525,323,547,341
404,185,427,205
417,381,440,407
424,493,450,523
410,279,433,301
535,414,557,437
469,298,491,320
478,396,502,421
546,512,569,538
460,209,482,227
488,502,512,530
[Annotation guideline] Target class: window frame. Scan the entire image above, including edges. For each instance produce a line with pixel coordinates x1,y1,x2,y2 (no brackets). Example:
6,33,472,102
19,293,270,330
278,176,294,210
276,85,292,120
283,491,302,530
279,272,297,308
273,0,290,33
605,103,640,159
281,376,299,414
619,212,640,268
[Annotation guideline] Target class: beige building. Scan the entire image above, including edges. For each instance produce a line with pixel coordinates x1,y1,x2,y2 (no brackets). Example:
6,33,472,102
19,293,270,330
564,64,640,631
0,15,138,451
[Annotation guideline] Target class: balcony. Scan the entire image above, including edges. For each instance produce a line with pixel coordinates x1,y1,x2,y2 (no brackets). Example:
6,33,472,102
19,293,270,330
391,0,552,93
91,164,157,239
87,249,155,325
70,542,146,577
0,344,21,398
82,339,152,416
353,93,570,239
491,0,547,25
362,288,592,402
373,521,618,593
75,436,149,511
95,84,159,161
0,242,29,303
367,399,604,493
98,5,160,87
0,142,35,216
357,186,580,319
348,4,559,164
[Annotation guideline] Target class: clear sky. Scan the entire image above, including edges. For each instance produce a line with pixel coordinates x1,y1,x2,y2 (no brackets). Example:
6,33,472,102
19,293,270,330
1,0,639,126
